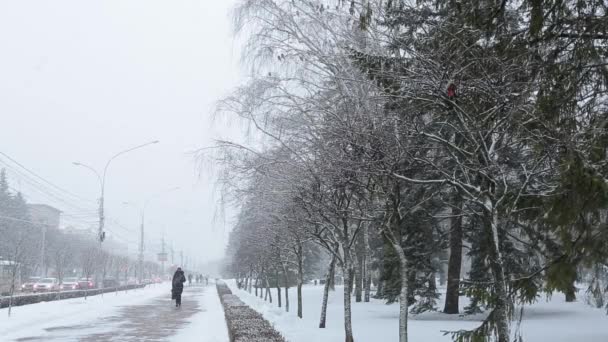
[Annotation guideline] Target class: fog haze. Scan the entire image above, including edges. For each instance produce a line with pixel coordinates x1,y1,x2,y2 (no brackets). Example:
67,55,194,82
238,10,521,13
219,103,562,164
0,0,240,264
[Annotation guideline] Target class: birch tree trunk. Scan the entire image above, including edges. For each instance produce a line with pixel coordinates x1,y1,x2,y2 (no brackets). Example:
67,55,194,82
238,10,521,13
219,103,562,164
392,242,409,342
319,253,337,328
485,197,510,342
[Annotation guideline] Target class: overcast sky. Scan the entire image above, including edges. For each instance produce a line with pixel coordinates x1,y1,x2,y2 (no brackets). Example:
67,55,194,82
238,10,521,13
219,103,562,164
0,0,242,266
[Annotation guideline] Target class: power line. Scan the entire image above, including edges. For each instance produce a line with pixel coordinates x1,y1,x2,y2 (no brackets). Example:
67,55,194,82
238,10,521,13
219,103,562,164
0,151,96,205
0,152,146,251
0,214,61,227
1,159,98,215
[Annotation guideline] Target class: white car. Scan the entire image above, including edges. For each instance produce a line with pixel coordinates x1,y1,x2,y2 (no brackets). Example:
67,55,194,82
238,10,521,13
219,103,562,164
21,277,41,292
60,277,80,291
33,278,59,292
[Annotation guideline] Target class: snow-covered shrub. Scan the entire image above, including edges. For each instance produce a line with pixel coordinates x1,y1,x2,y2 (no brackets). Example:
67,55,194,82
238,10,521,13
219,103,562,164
216,281,287,342
217,281,233,296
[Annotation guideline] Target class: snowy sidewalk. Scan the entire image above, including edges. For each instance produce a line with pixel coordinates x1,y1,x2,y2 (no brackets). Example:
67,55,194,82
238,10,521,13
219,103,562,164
226,281,608,342
1,284,229,342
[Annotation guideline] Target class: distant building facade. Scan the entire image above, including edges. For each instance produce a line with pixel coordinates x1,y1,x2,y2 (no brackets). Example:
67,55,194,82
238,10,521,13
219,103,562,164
0,260,20,295
27,204,61,229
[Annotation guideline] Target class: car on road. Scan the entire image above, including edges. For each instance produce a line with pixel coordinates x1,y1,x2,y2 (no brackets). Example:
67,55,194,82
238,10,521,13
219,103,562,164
102,278,119,288
60,277,80,291
21,277,41,292
33,278,59,292
77,278,95,289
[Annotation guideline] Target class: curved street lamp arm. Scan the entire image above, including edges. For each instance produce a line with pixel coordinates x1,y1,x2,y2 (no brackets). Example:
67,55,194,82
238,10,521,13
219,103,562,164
72,162,103,192
101,140,160,191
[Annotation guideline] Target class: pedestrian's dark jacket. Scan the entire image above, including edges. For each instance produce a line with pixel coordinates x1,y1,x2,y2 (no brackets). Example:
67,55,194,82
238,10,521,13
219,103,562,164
172,270,186,296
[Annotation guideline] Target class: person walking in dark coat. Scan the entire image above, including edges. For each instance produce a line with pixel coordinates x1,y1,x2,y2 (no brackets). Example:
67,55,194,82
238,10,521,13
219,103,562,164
172,267,186,307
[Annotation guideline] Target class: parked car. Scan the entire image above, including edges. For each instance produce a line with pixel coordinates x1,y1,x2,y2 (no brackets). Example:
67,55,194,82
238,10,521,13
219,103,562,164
33,278,59,292
21,277,41,292
102,278,119,288
77,278,95,289
60,277,80,291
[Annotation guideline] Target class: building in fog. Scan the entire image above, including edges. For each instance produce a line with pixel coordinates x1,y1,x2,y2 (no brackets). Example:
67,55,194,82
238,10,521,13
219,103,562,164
27,204,61,229
0,260,20,295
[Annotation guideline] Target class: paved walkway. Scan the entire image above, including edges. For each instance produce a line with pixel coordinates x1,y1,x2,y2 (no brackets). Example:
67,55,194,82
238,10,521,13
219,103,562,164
13,285,207,342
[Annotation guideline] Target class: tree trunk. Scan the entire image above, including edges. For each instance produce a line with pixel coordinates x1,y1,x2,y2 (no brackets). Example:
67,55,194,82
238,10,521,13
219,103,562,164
444,205,463,314
8,264,18,317
297,245,304,319
355,254,363,302
265,276,272,303
375,279,384,299
355,229,365,302
485,200,510,342
364,225,372,302
276,269,282,308
259,275,264,299
283,266,290,313
393,243,409,342
342,262,355,342
329,264,336,291
319,253,337,328
348,268,355,295
565,284,577,302
248,268,253,293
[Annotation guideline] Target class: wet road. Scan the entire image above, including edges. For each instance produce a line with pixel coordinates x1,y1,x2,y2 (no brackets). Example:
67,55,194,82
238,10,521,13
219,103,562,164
12,285,206,342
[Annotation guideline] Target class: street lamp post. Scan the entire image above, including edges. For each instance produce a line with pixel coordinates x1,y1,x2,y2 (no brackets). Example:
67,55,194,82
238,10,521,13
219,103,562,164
73,140,159,287
73,140,159,244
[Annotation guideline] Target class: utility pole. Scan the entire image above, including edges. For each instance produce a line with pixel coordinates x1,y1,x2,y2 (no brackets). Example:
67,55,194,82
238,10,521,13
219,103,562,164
180,250,184,268
170,241,174,265
160,234,166,276
73,140,160,287
138,218,144,284
39,223,47,277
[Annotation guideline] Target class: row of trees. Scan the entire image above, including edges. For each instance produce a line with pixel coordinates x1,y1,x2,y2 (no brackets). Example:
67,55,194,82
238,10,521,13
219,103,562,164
0,169,160,302
217,1,608,342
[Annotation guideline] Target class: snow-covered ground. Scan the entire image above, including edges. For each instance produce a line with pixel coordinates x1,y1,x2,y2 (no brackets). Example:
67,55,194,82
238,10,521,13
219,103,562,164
170,282,229,342
226,281,608,342
1,284,170,340
0,283,229,342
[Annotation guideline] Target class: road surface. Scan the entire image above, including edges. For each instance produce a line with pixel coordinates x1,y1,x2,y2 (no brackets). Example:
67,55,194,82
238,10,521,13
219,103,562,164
1,284,227,342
